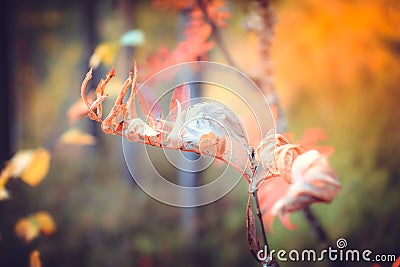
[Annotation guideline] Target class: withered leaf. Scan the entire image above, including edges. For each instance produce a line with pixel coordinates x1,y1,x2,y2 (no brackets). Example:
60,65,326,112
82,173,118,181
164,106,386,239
246,197,262,262
271,150,341,216
127,118,159,142
169,83,190,123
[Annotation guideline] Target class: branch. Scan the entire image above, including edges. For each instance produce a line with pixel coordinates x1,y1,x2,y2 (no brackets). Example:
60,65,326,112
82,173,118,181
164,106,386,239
254,190,280,267
302,206,331,248
195,0,238,68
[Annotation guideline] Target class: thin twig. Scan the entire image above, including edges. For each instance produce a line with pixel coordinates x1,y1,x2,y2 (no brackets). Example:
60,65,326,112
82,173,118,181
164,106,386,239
252,190,269,252
302,206,331,248
196,0,238,68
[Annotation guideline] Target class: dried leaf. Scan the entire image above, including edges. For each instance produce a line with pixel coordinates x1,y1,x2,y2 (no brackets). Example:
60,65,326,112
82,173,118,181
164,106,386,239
181,101,250,172
246,197,262,261
126,118,159,142
169,84,190,123
274,144,304,183
199,131,217,156
271,150,341,216
30,250,42,267
167,100,185,148
256,133,289,172
93,67,115,120
59,128,96,146
126,62,139,120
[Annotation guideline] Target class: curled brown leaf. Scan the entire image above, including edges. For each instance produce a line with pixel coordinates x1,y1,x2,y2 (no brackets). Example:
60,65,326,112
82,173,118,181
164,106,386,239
271,150,341,217
246,197,262,262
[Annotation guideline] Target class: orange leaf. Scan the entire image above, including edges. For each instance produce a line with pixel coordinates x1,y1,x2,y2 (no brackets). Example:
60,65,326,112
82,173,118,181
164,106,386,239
59,128,96,146
30,250,42,267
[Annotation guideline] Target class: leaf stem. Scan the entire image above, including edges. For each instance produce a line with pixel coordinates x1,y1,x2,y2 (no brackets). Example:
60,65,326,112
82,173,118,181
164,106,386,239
252,189,280,267
252,190,269,253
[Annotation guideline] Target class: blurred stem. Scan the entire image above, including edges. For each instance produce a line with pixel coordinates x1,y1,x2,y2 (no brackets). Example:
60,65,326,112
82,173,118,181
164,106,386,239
253,190,279,267
196,0,238,68
252,190,268,251
302,207,331,247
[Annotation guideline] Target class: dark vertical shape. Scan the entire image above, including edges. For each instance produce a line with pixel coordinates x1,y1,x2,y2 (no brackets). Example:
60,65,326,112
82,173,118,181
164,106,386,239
82,0,100,138
176,10,201,267
0,0,12,164
0,2,30,267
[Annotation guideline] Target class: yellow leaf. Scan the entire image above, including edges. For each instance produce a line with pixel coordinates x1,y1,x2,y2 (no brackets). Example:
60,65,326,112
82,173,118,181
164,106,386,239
35,211,56,236
20,148,51,187
59,128,96,146
30,250,42,267
89,42,120,69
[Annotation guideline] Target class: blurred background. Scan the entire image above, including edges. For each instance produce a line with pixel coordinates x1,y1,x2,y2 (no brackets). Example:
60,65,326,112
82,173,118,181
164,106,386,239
0,0,399,266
